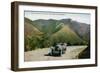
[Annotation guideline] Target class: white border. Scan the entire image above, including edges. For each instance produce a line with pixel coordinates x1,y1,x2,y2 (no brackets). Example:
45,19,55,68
18,5,96,68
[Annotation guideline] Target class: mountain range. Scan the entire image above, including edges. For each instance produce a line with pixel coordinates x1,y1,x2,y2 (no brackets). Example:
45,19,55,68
24,17,90,51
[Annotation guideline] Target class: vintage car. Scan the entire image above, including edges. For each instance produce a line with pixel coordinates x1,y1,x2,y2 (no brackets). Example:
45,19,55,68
50,43,67,56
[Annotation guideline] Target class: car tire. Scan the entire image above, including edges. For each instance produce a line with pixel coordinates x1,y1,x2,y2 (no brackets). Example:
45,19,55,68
51,50,53,56
59,50,62,56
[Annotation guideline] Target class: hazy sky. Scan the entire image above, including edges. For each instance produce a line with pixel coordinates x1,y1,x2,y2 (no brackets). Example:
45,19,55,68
24,11,90,24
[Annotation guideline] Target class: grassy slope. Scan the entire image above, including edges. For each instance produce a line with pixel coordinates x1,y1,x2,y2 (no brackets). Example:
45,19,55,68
50,25,83,44
24,17,43,37
24,17,84,51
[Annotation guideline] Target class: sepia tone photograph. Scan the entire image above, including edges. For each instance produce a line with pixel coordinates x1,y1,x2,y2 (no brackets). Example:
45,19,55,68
24,11,90,62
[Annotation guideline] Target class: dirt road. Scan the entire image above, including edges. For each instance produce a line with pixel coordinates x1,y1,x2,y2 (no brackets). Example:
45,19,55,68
24,46,87,62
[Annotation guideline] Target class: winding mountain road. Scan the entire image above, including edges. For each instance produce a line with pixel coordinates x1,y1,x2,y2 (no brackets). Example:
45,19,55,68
24,46,87,62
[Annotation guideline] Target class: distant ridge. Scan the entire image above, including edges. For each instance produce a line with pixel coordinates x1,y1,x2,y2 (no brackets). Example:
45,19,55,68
24,17,90,51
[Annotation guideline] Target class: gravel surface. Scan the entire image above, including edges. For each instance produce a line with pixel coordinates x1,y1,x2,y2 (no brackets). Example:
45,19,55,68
24,46,87,62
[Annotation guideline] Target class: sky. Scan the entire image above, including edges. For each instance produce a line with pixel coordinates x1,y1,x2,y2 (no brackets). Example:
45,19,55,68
24,11,91,24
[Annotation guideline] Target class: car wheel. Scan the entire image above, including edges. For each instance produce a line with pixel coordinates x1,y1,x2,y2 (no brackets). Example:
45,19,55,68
50,50,53,56
59,50,62,56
